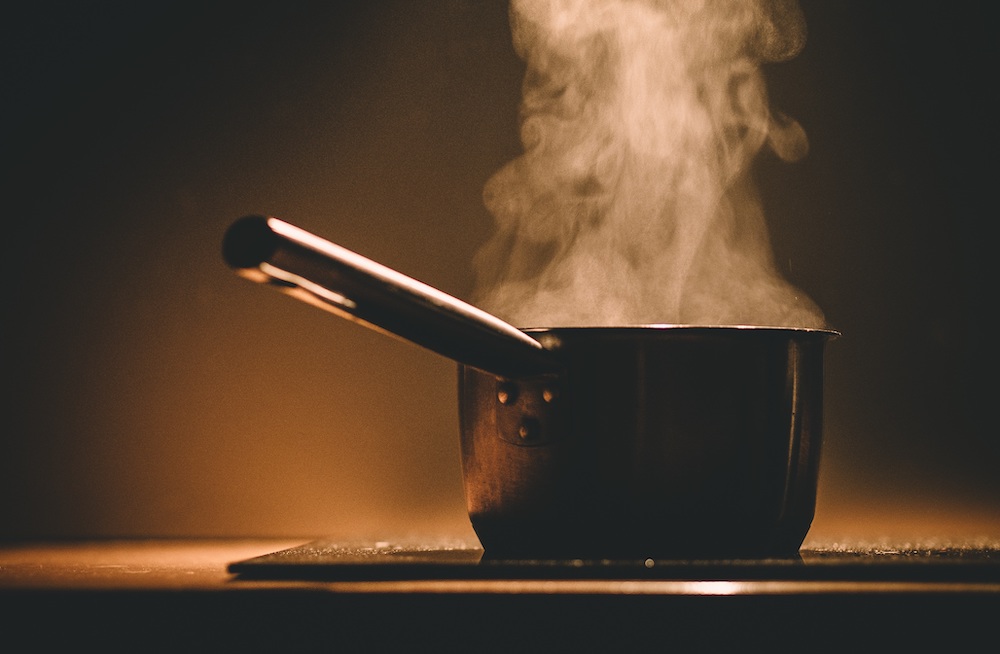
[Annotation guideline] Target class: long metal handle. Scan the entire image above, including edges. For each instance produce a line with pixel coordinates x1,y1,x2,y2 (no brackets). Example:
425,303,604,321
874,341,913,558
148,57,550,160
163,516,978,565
222,215,562,378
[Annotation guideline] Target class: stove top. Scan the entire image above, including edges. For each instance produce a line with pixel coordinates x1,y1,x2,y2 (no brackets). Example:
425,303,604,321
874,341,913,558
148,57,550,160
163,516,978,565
228,539,1000,586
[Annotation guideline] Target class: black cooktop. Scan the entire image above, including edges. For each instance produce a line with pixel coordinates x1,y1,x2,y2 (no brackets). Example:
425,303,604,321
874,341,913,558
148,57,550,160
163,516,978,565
228,539,1000,584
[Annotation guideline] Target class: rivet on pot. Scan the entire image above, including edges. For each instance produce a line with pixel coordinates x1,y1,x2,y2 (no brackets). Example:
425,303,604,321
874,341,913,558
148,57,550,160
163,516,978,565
517,417,542,443
542,387,558,403
497,381,519,405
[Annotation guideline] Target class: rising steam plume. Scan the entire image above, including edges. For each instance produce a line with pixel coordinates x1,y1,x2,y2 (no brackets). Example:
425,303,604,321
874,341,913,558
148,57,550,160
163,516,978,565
473,0,826,328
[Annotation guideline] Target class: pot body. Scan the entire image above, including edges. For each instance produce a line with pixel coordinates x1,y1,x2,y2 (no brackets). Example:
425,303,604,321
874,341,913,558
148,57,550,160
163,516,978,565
458,326,834,558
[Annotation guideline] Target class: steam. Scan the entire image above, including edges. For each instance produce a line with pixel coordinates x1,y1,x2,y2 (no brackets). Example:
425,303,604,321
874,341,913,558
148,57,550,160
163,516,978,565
473,0,826,328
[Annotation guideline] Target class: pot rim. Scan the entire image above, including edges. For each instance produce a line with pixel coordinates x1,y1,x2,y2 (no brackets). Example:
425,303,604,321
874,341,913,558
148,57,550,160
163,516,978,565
520,324,841,337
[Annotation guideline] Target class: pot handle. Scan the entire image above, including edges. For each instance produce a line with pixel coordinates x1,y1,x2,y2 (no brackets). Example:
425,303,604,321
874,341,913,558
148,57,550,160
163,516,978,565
222,215,562,379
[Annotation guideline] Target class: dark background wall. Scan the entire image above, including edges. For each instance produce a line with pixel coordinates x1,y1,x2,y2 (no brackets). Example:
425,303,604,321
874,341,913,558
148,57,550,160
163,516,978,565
2,1,994,546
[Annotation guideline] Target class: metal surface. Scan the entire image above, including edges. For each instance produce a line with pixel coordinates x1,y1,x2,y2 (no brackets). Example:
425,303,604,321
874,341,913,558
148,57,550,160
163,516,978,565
460,326,835,558
227,539,1000,587
222,215,561,379
222,217,839,558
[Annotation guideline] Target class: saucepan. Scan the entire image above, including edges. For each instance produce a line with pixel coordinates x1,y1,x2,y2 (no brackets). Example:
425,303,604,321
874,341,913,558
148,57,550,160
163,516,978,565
223,215,839,558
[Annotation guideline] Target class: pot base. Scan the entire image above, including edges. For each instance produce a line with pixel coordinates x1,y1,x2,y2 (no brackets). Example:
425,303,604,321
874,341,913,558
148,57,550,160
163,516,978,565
471,515,811,560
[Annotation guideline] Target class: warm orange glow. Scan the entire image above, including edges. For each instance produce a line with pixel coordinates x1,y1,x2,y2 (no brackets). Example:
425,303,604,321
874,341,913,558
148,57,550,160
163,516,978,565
3,2,993,555
806,495,1000,551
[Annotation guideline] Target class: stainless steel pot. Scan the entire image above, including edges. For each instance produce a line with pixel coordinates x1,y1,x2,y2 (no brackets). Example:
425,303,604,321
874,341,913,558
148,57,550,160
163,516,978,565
223,215,839,558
